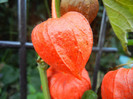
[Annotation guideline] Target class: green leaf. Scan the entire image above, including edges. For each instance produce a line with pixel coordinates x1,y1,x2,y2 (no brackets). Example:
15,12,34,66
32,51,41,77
0,91,7,99
27,94,37,99
36,93,44,99
27,92,44,99
0,88,1,93
0,64,19,85
28,68,41,91
102,0,133,55
128,39,133,45
82,90,98,99
28,84,36,94
10,93,20,99
0,0,8,3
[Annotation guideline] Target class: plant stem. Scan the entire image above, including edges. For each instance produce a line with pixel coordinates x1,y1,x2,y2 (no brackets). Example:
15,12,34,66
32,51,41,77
109,62,133,70
55,0,60,18
44,0,51,17
52,0,60,18
37,1,61,99
37,64,51,99
116,62,133,68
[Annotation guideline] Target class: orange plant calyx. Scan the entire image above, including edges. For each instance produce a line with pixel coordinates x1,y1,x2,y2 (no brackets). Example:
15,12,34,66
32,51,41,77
47,67,91,99
101,68,133,99
31,11,93,78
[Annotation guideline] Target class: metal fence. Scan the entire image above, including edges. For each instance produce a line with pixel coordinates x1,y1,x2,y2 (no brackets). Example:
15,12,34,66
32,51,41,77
0,0,118,99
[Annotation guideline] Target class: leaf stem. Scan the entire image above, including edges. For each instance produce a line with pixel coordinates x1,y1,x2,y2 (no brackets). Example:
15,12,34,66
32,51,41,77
52,0,60,18
37,62,50,99
116,62,133,68
109,62,133,70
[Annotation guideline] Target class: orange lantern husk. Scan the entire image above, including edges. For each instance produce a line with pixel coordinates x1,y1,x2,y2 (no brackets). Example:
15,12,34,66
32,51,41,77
101,67,133,99
47,67,91,99
31,11,93,79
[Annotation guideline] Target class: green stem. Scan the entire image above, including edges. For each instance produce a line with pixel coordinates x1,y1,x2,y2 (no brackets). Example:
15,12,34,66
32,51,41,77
37,64,50,99
52,0,60,18
55,0,60,18
109,62,133,70
44,0,51,17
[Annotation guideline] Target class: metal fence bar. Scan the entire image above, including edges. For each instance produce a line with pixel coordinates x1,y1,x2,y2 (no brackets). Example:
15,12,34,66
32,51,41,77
18,0,27,99
0,41,33,48
92,9,107,91
92,47,117,53
0,41,118,52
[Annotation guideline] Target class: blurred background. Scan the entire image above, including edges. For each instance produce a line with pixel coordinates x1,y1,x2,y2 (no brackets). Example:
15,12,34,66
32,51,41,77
0,0,132,99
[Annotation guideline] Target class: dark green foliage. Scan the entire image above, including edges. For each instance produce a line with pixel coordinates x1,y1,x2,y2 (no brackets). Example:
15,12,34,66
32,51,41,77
0,64,19,85
82,90,97,99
